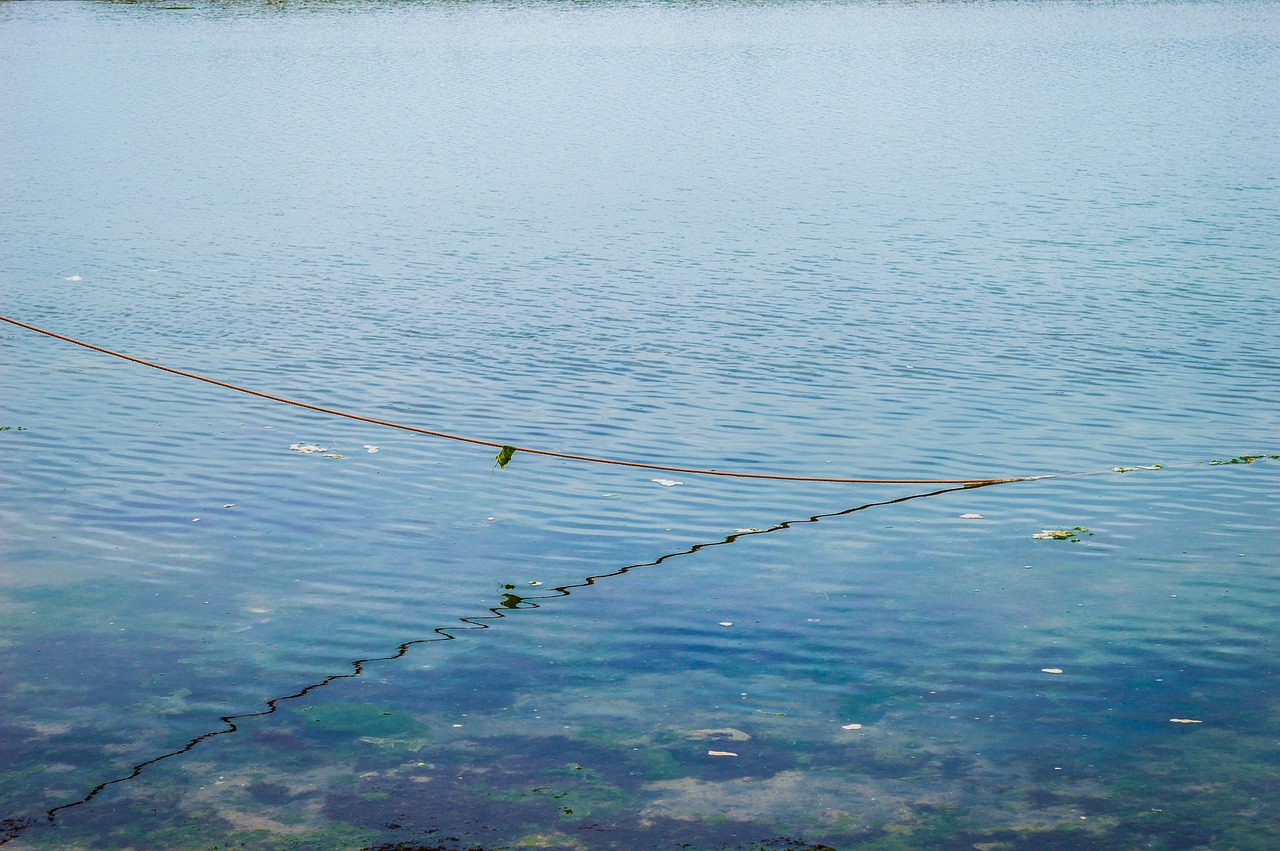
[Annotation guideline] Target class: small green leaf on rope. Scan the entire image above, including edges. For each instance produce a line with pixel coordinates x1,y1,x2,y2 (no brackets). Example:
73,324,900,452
494,444,518,470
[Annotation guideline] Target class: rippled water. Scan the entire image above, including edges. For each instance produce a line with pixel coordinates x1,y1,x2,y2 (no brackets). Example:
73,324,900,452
2,0,1279,848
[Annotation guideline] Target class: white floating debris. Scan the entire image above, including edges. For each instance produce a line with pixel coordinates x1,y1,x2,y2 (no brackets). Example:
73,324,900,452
601,493,618,498
719,622,733,627
322,453,343,459
1033,527,1091,541
652,479,682,487
707,750,738,757
486,517,496,522
1169,718,1202,724
65,275,82,281
363,445,379,453
289,443,327,454
1042,668,1064,674
223,503,235,508
841,723,863,730
960,513,983,519
192,518,200,522
733,528,763,534
529,581,542,586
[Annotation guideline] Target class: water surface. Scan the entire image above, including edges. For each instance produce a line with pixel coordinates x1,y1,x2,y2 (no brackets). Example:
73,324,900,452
2,0,1279,848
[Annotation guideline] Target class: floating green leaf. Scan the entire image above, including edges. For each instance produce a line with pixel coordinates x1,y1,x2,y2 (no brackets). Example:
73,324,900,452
494,444,518,470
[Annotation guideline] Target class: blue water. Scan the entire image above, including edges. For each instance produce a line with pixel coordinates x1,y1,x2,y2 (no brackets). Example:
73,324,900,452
2,1,1279,848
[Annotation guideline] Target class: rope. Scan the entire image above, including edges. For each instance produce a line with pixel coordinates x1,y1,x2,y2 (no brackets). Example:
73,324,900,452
3,313,1043,485
0,484,968,844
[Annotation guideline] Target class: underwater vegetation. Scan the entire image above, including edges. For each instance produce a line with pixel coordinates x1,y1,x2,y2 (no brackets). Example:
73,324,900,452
4,636,1279,851
4,456,1280,849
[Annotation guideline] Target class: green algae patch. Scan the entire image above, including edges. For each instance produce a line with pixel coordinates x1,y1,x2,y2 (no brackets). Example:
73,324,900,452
481,763,631,822
297,703,427,740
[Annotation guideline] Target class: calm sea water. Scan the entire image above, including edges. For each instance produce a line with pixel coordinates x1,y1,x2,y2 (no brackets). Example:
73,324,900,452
2,0,1279,848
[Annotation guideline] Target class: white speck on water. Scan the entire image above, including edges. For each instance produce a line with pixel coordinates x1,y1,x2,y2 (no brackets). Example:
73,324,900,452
1042,668,1064,674
1169,718,1202,724
707,750,737,757
223,504,235,508
65,275,82,281
652,479,682,487
842,723,863,730
719,622,733,627
960,513,983,519
363,445,378,453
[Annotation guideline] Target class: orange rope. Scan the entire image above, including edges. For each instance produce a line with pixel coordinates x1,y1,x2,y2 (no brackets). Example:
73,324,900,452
1,313,1039,485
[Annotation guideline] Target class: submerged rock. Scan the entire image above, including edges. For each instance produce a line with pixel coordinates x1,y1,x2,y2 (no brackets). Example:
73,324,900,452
684,728,750,742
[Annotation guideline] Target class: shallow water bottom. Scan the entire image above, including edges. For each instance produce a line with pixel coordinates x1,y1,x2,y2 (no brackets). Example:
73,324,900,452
4,464,1279,850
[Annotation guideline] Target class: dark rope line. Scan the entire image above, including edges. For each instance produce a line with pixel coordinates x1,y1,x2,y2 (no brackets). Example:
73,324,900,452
0,484,975,844
0,314,1037,485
